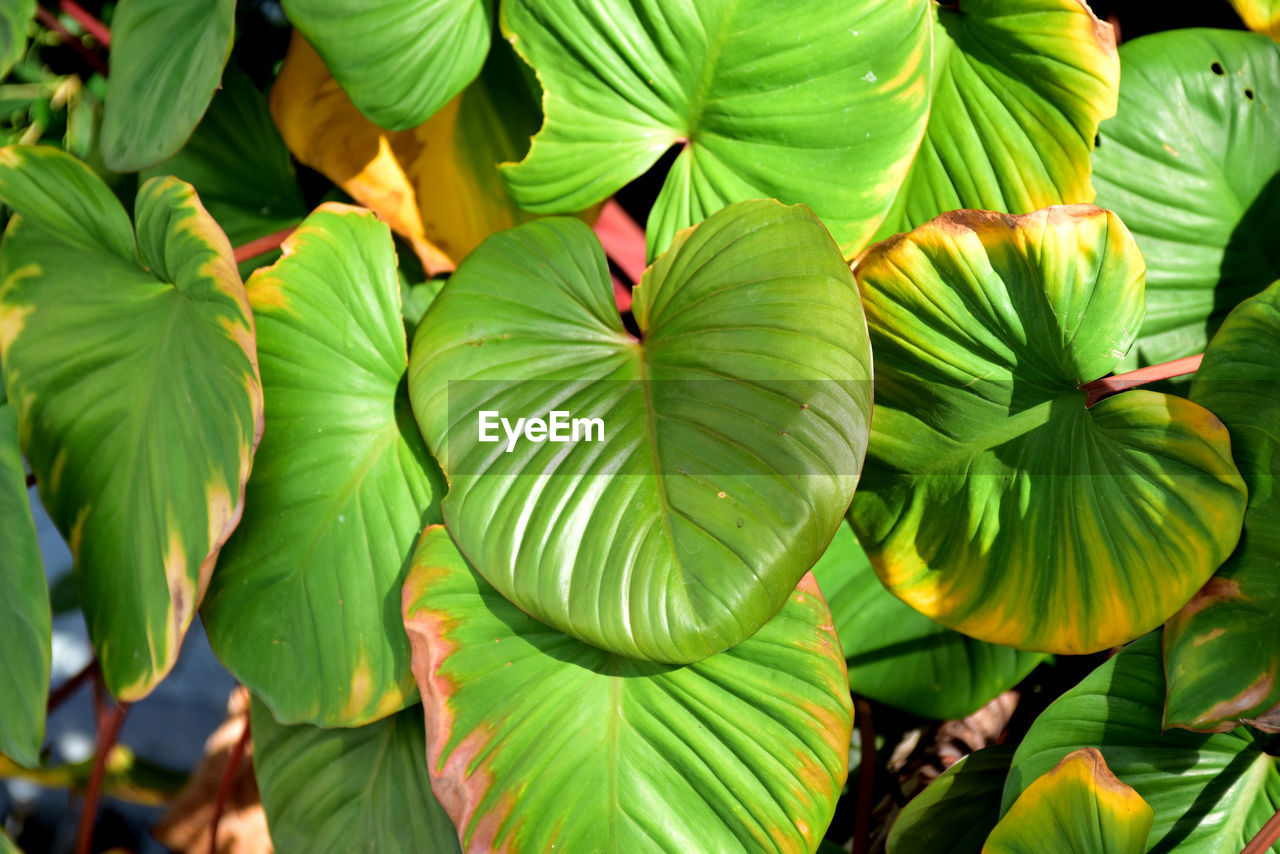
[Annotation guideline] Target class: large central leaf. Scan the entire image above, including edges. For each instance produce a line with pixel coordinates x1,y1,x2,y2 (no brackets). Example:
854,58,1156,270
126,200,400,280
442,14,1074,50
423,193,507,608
402,526,851,853
409,199,871,663
499,0,933,260
0,146,262,701
849,205,1246,654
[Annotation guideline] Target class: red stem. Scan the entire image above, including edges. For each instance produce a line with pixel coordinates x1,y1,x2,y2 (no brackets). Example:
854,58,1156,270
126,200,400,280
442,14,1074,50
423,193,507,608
47,659,98,714
208,709,251,854
34,6,108,77
852,697,876,854
1242,806,1280,854
1081,353,1204,407
75,698,129,854
59,0,110,47
233,227,296,264
592,200,647,285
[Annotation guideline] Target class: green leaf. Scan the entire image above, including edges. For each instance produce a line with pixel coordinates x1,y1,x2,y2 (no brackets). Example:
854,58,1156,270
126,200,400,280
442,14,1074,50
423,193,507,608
402,525,852,853
1165,280,1280,732
0,0,34,79
1093,29,1280,368
0,402,49,768
811,523,1043,720
1003,633,1280,853
409,199,872,663
101,0,235,172
878,0,1119,238
0,145,262,701
251,697,460,853
888,746,1013,854
0,829,19,854
986,748,1151,854
848,205,1246,655
280,0,492,131
202,204,443,726
141,69,306,277
499,0,933,260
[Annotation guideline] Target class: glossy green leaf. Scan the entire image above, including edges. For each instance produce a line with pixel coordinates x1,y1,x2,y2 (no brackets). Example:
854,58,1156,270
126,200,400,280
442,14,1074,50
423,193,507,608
0,145,262,701
1003,633,1280,853
500,0,932,260
402,525,852,853
0,829,18,854
101,0,235,172
142,69,306,277
812,523,1043,719
878,0,1119,238
0,402,49,768
1165,280,1280,732
888,746,1013,854
986,748,1151,854
281,0,492,131
203,204,443,726
410,199,871,663
1093,29,1280,368
848,205,1246,655
0,0,33,79
251,697,460,853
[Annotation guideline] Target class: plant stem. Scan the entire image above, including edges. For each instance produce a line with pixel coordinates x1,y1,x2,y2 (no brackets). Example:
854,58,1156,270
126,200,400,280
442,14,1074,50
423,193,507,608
592,200,647,285
33,6,108,78
1081,353,1204,407
59,1,111,47
47,659,98,713
208,708,251,854
232,227,296,264
1242,806,1280,854
75,697,130,854
852,696,876,854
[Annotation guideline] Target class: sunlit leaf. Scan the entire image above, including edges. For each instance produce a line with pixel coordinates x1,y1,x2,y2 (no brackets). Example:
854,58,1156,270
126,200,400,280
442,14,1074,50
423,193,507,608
986,748,1151,854
849,205,1246,654
1093,29,1280,367
811,523,1042,720
500,0,933,260
888,746,1013,854
402,525,852,853
1164,280,1280,732
203,204,443,726
879,0,1119,237
280,0,492,131
410,199,871,662
1003,633,1280,853
251,697,460,852
0,145,262,701
101,0,235,172
0,402,49,768
270,31,544,274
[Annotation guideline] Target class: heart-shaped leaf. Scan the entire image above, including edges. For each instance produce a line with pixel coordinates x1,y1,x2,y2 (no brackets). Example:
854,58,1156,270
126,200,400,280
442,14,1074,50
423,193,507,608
987,748,1152,854
280,0,491,131
811,522,1043,720
848,205,1246,654
270,31,545,274
143,69,306,277
0,145,262,701
0,0,33,79
102,0,235,172
251,697,460,853
878,0,1119,238
402,525,852,853
0,402,49,768
1003,633,1280,853
1093,29,1280,368
202,204,443,726
1164,280,1280,732
499,0,932,260
888,746,1013,854
410,199,871,662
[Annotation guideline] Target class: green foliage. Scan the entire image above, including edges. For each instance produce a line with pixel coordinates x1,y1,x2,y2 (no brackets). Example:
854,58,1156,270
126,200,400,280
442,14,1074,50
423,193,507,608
887,746,1013,854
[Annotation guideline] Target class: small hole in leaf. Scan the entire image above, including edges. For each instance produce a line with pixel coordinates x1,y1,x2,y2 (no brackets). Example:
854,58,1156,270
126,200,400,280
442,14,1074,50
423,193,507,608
1094,133,1101,147
1245,88,1255,100
1211,61,1225,75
